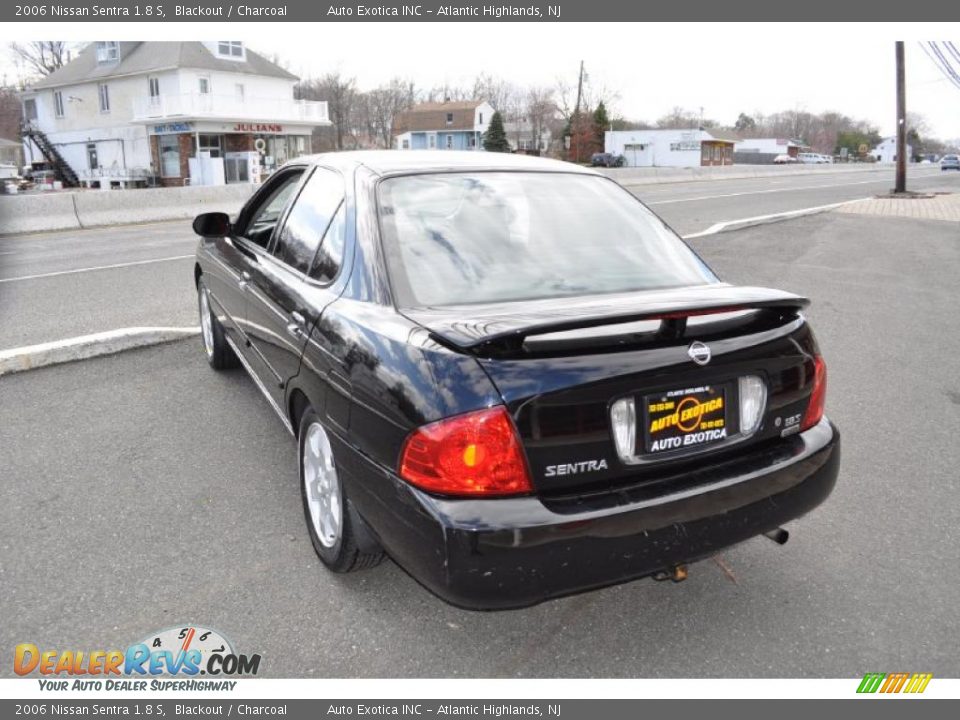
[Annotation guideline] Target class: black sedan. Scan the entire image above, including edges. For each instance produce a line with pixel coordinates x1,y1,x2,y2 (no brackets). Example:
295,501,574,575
193,151,839,609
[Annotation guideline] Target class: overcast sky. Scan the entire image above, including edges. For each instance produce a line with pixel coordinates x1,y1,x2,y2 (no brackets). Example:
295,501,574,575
6,24,960,138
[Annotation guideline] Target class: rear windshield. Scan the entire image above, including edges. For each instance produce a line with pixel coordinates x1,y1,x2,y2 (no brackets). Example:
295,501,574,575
377,172,717,307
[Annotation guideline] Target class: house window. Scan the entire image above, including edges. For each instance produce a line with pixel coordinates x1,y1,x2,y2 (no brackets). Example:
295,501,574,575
198,134,223,159
479,112,483,125
198,77,210,94
54,91,64,118
98,83,110,113
159,135,181,177
217,41,244,58
23,98,37,121
95,42,120,64
235,84,245,101
429,134,436,149
446,113,453,125
402,139,409,149
86,143,98,170
469,136,476,148
446,135,453,149
148,77,160,104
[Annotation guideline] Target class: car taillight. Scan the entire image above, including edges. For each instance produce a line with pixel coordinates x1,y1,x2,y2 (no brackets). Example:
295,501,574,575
800,355,827,431
399,406,533,497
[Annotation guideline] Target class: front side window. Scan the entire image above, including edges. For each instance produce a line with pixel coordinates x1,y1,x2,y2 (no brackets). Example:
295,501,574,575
54,91,64,118
98,84,110,113
273,168,344,275
378,172,717,307
241,170,304,248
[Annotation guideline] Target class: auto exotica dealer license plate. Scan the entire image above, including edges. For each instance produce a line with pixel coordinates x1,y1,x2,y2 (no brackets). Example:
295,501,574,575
644,384,728,454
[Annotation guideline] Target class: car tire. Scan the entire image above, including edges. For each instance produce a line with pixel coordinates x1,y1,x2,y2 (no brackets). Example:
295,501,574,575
298,408,385,572
198,279,239,370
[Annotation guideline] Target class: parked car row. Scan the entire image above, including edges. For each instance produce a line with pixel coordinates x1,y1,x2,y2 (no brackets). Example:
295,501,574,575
797,153,834,164
590,152,625,168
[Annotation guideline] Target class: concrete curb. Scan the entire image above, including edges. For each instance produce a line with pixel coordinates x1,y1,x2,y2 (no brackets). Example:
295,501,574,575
0,326,200,376
681,198,866,239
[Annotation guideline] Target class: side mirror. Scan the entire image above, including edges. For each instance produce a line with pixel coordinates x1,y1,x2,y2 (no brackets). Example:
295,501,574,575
193,212,231,237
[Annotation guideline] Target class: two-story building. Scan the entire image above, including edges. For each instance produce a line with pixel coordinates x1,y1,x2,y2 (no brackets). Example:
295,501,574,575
393,100,494,151
20,41,329,188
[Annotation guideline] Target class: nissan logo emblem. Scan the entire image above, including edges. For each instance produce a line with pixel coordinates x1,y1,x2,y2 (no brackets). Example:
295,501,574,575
687,341,712,366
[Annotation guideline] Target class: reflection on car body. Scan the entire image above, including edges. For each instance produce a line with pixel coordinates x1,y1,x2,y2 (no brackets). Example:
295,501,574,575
192,151,840,609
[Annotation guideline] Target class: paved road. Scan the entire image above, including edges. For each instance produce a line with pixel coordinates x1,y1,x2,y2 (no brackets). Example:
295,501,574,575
1,210,957,678
1,166,958,349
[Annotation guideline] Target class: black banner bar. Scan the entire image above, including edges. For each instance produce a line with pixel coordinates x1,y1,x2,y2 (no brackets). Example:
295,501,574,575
3,0,958,23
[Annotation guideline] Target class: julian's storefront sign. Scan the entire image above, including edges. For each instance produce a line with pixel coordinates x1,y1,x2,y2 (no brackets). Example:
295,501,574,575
233,123,284,133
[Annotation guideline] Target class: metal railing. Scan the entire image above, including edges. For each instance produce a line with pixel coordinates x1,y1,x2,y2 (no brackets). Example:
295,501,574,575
132,94,329,124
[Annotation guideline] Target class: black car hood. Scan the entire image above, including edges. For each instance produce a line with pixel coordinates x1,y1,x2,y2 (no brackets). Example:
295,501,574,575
401,284,810,353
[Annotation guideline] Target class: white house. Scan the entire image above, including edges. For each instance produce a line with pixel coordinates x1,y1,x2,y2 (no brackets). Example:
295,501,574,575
872,136,913,164
604,128,739,168
21,41,330,188
393,100,494,151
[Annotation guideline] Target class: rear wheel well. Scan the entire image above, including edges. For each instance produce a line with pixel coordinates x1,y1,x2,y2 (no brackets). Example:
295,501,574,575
288,389,310,432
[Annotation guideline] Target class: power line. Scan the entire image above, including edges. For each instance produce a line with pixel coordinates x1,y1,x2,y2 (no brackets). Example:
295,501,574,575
918,41,960,91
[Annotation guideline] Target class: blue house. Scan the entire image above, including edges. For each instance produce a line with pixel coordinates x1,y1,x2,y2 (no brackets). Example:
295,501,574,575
394,100,495,151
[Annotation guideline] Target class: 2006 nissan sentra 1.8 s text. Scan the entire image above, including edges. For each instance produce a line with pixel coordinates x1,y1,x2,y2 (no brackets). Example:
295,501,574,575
192,151,839,610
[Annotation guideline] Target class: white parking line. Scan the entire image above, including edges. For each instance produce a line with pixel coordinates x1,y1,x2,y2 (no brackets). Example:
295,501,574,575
646,175,942,205
0,254,194,284
0,326,200,376
681,198,867,238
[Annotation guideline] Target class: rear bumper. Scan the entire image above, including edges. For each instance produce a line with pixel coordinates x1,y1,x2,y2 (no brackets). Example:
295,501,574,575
349,418,840,610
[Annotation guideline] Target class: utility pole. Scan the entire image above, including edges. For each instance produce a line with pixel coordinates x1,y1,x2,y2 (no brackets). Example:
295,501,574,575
573,60,584,163
895,41,907,194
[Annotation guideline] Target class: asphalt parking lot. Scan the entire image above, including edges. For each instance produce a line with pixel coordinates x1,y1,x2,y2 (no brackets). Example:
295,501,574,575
2,209,957,678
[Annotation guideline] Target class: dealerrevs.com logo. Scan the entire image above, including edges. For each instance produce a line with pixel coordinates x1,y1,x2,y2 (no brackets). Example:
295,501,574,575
14,626,261,691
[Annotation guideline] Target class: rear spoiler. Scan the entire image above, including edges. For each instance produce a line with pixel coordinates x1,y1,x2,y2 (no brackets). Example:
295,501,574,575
406,286,809,356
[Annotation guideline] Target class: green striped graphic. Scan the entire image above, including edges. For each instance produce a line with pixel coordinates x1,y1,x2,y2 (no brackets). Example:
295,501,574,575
857,673,886,693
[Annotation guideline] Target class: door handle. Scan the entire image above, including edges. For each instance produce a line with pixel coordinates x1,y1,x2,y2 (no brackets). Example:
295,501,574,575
238,271,251,290
286,311,306,339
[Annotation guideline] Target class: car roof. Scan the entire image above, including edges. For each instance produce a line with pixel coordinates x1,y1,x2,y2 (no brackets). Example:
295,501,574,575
289,150,600,177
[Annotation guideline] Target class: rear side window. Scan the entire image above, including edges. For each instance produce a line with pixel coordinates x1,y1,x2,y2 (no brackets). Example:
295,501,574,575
273,168,343,275
377,172,717,307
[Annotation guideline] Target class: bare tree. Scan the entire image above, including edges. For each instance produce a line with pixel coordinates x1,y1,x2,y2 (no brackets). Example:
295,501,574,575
524,86,556,153
422,83,471,103
9,42,69,77
298,72,358,151
0,84,22,140
366,77,417,148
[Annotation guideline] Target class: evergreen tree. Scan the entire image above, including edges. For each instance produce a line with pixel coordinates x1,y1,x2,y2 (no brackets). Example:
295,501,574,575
483,111,511,153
